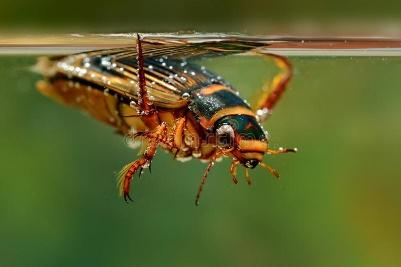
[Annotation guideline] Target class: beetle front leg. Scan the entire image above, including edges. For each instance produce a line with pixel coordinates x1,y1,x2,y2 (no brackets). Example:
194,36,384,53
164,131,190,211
251,52,293,122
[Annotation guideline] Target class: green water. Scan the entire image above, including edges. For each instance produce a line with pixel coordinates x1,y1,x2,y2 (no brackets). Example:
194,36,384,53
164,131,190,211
1,55,401,267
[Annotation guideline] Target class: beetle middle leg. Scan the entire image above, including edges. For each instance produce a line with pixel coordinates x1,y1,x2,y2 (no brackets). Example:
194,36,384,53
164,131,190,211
134,32,160,128
118,33,164,201
251,52,293,122
119,123,170,201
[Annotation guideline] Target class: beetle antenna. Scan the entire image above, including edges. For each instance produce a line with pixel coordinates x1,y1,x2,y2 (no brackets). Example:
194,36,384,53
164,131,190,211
266,147,298,155
259,162,280,179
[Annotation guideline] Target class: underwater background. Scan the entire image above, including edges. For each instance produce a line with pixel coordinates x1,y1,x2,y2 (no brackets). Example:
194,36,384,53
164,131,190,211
1,54,401,267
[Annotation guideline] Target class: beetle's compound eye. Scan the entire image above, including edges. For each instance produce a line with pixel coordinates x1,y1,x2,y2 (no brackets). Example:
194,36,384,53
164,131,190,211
216,124,235,148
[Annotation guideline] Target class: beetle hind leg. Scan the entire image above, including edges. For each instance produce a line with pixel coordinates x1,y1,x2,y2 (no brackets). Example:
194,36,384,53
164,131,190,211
251,52,293,122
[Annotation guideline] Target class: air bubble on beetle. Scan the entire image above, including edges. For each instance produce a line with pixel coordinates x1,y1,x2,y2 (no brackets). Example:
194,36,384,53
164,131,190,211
101,57,111,66
176,156,192,162
130,101,136,107
190,71,196,76
264,130,270,139
192,151,201,158
256,108,270,122
148,65,153,69
182,92,190,99
142,162,150,169
104,88,110,95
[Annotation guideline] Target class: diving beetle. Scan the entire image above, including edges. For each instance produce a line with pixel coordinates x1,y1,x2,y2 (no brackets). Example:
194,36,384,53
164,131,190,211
36,33,297,205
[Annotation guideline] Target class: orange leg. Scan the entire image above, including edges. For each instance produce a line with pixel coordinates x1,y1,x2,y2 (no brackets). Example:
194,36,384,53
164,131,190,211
195,148,234,206
194,149,229,206
195,161,215,206
259,162,280,179
229,159,239,184
244,168,252,186
118,34,165,202
119,123,170,201
173,117,186,149
135,33,160,129
251,52,293,122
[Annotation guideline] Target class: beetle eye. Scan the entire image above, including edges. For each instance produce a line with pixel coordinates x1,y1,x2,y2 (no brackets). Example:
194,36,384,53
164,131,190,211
216,124,235,148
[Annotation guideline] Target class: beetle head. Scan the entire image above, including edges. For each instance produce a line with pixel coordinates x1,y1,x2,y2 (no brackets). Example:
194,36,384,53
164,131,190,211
214,115,267,168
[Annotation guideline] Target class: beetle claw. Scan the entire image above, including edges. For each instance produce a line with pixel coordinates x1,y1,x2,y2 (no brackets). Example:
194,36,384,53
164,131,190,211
124,192,133,203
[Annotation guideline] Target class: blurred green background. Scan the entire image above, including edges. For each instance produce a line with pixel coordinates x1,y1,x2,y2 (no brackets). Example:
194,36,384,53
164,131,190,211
0,0,401,33
1,0,401,266
1,55,401,267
